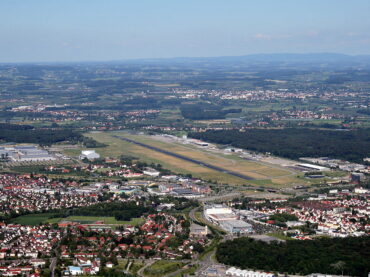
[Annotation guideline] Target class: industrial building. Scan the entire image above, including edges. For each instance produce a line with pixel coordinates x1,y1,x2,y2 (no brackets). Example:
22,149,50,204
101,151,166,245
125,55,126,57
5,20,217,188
169,188,203,198
220,220,253,234
204,205,254,234
0,145,56,162
204,204,237,223
190,223,208,237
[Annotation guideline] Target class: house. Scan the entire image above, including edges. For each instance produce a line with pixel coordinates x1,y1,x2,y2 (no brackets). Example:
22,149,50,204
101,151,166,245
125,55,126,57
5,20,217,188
0,249,7,259
68,266,83,275
30,259,46,267
106,262,114,268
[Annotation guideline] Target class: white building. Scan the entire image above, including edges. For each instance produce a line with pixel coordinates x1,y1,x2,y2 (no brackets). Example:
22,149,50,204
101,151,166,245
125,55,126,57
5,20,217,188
220,220,253,234
297,163,330,171
0,145,56,162
68,266,83,275
143,167,160,177
79,150,100,160
354,187,368,194
226,267,274,277
204,204,238,224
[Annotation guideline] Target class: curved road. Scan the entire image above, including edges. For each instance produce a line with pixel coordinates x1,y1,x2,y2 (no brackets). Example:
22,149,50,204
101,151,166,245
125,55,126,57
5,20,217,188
114,136,254,181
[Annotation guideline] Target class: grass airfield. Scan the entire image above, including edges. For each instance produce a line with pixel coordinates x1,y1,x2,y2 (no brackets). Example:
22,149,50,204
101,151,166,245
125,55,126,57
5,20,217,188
78,131,307,188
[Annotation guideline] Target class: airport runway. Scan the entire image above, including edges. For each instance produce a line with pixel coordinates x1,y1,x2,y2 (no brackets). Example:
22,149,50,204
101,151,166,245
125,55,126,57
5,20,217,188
114,136,254,181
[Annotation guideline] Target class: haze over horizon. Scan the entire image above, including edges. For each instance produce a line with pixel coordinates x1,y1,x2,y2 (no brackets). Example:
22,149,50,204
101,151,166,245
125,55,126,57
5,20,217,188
1,0,370,63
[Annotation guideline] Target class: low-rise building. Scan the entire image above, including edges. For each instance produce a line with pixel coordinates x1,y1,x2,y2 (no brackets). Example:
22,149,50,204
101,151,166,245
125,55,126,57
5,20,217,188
220,220,253,234
79,150,100,160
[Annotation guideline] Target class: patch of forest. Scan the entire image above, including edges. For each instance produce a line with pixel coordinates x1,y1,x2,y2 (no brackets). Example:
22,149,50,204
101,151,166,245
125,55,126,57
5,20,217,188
180,103,241,120
216,236,370,276
189,128,370,163
0,123,103,147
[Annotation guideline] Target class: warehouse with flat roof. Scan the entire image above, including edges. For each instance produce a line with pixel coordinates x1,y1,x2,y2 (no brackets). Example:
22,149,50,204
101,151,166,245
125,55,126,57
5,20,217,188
220,220,253,234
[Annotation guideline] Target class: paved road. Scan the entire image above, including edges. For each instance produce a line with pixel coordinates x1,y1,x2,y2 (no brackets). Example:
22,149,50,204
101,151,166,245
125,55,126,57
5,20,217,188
50,257,57,277
137,259,156,277
199,192,242,202
189,207,199,222
114,136,254,181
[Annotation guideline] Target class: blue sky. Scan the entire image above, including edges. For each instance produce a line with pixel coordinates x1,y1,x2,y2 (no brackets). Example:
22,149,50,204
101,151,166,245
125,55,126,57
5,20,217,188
1,0,370,62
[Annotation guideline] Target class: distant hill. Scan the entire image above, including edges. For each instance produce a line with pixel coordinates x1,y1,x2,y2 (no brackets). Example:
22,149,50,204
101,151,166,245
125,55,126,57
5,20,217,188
113,53,370,69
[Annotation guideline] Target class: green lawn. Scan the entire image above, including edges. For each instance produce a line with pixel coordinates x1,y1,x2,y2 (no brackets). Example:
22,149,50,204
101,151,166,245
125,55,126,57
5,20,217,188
46,216,144,225
10,214,144,226
267,232,294,241
172,264,199,277
144,260,185,277
10,213,59,225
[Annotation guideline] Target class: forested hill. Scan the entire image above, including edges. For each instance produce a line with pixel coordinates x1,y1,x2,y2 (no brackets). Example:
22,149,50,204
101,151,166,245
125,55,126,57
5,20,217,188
189,128,370,163
216,237,370,276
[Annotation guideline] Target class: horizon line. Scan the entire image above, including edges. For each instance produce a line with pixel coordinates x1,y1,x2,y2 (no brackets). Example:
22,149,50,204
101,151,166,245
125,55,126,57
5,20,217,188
1,52,370,65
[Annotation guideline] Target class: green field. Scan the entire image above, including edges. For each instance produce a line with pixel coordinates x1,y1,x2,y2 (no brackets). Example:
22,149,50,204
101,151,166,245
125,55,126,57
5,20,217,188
79,131,305,188
144,260,186,277
118,259,145,275
46,216,144,225
10,213,59,225
10,214,144,226
172,264,199,277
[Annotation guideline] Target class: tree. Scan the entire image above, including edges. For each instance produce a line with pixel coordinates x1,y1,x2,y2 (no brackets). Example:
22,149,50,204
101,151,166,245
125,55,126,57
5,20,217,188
331,261,345,276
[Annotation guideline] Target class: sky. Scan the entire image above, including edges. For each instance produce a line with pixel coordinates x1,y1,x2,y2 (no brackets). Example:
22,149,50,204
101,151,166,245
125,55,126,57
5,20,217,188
1,0,370,62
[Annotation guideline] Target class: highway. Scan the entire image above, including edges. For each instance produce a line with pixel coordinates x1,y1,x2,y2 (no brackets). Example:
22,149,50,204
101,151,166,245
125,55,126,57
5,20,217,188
114,136,254,181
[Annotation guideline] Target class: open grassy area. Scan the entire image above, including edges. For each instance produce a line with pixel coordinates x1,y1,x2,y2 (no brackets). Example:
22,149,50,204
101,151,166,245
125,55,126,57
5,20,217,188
144,260,185,277
81,131,304,188
267,232,294,241
118,259,145,274
46,216,144,225
10,213,59,225
172,264,199,277
9,213,144,226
